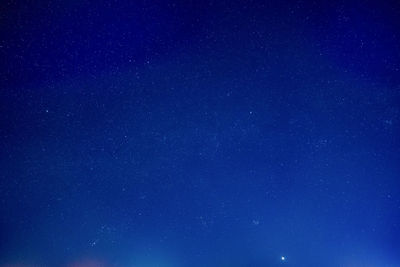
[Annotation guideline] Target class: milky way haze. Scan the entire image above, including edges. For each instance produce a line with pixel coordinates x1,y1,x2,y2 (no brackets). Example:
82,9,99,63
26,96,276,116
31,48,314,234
1,1,400,266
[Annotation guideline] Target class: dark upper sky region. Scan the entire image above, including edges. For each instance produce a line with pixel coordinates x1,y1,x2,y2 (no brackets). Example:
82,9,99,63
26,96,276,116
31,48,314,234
1,1,400,266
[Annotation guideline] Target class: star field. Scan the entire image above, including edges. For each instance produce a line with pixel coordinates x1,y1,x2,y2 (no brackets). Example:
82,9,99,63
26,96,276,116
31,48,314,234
1,1,400,266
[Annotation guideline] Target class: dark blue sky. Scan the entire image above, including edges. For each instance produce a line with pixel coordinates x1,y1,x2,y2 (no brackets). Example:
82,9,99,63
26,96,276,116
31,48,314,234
1,1,400,266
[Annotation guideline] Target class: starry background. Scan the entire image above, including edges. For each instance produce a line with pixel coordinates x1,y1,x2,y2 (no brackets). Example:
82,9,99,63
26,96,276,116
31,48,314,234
1,0,400,266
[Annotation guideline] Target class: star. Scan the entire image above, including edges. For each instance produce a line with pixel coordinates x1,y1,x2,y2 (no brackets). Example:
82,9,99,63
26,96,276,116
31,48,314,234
281,256,286,261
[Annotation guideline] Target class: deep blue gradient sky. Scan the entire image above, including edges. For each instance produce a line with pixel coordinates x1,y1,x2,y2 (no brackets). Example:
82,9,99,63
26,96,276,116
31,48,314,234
1,1,400,266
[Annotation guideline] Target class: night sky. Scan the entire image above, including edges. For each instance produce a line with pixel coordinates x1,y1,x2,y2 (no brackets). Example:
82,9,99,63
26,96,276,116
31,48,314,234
1,1,400,266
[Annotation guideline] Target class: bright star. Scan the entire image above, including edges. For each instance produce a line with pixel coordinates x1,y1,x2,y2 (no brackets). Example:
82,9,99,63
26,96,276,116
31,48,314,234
281,256,285,261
